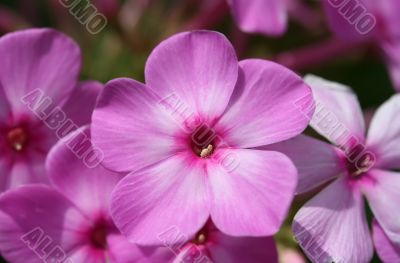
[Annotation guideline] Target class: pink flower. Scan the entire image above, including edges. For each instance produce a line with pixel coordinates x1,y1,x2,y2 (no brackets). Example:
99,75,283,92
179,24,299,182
0,126,172,263
91,31,314,245
322,0,400,91
373,219,400,263
163,221,277,262
0,28,100,192
268,75,400,262
227,0,289,36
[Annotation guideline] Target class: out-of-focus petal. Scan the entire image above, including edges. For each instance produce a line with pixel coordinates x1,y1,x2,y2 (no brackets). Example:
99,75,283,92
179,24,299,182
0,28,80,117
228,0,288,36
62,81,102,128
373,219,400,263
0,185,89,263
265,135,343,194
47,126,124,217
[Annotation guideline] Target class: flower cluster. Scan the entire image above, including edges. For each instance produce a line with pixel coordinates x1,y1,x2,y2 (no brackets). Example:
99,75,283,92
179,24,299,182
0,1,399,263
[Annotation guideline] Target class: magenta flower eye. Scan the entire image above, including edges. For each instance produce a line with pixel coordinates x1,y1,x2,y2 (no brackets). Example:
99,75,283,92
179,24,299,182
89,219,110,250
6,126,30,152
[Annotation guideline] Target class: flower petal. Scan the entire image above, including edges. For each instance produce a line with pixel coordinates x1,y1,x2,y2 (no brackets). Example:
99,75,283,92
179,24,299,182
293,177,373,263
321,0,378,41
209,149,297,236
363,169,400,244
107,234,173,263
62,81,102,128
366,94,400,169
305,75,366,148
145,30,238,122
0,185,89,263
0,28,80,116
208,232,277,262
92,78,184,173
373,219,400,263
110,153,210,245
228,0,288,36
47,126,123,217
216,59,314,148
265,135,344,194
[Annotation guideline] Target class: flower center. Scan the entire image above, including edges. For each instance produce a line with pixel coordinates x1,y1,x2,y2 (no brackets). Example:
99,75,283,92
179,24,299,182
192,229,208,245
346,153,375,178
7,127,30,152
191,124,217,158
90,221,109,250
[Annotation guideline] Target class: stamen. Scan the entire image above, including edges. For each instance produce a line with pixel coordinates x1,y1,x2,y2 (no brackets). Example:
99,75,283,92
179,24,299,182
200,144,213,158
193,230,208,245
7,127,29,152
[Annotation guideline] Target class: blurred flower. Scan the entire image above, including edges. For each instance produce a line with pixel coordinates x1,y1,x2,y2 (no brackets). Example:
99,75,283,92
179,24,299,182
322,0,400,91
268,75,400,262
373,219,400,263
279,247,306,263
226,0,319,37
0,126,172,263
227,0,289,36
170,221,277,262
91,30,314,245
0,29,100,192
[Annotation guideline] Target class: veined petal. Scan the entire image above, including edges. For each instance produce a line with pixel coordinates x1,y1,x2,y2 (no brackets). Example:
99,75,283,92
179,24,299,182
110,153,210,245
367,94,400,169
363,169,400,244
293,177,373,263
209,149,297,236
145,31,238,122
92,78,185,173
305,75,366,149
216,59,314,148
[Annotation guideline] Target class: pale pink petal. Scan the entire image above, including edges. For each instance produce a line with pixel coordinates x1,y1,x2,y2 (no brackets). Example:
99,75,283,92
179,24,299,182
293,177,373,263
373,219,400,263
228,0,288,36
145,31,238,122
209,149,297,236
366,94,400,169
0,185,89,263
62,81,102,128
362,169,400,244
208,232,278,262
110,153,210,245
305,75,366,148
216,59,314,148
265,135,344,194
47,126,124,217
0,28,80,117
92,78,185,173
